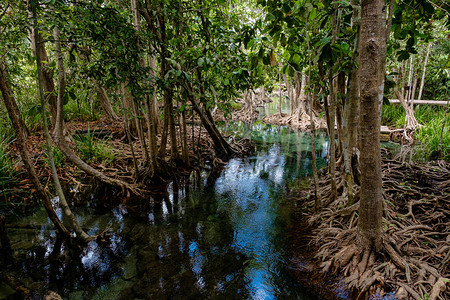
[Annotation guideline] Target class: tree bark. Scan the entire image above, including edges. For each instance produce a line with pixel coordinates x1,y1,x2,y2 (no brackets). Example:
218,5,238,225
344,3,360,205
184,83,236,160
358,0,387,249
0,62,30,138
278,65,282,115
130,0,150,162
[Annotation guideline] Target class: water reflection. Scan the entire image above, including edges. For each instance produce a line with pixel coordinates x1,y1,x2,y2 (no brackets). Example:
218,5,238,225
2,122,328,299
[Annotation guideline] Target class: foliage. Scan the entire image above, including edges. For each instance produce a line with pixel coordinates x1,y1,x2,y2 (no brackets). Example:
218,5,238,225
42,145,65,168
423,35,450,101
73,128,115,164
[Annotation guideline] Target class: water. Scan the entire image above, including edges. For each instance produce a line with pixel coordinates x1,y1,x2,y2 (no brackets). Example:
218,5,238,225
1,122,329,299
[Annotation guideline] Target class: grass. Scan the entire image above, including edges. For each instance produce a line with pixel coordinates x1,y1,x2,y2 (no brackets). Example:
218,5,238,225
382,104,406,128
382,104,450,161
415,116,449,161
74,128,115,163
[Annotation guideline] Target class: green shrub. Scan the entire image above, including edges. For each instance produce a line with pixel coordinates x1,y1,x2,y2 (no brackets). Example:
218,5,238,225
42,145,65,168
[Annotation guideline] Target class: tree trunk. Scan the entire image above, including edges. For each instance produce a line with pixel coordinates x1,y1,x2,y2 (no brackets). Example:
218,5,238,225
131,0,149,161
0,62,30,138
28,12,57,127
146,53,160,158
336,72,345,159
278,65,282,115
0,57,70,239
358,0,387,249
328,71,337,200
283,74,294,114
184,83,236,160
96,86,120,121
52,26,91,242
121,81,138,136
418,43,432,101
344,3,360,205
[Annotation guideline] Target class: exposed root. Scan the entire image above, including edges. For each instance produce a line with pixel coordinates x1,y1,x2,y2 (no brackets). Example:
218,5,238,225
295,154,450,299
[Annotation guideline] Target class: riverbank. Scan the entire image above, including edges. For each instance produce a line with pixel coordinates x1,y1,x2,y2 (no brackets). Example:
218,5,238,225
2,119,252,211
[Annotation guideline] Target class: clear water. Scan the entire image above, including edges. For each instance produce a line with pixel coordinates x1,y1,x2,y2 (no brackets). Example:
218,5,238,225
1,122,329,299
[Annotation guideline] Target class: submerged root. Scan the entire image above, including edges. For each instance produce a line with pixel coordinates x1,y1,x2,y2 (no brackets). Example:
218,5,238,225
298,156,450,299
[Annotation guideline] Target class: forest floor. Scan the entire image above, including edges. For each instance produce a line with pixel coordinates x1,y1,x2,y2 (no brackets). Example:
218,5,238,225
287,149,450,300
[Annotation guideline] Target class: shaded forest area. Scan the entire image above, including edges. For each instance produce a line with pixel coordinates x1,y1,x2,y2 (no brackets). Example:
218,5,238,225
1,0,449,299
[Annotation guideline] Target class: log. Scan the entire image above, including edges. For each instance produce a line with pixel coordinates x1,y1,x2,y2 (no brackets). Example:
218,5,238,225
389,99,448,106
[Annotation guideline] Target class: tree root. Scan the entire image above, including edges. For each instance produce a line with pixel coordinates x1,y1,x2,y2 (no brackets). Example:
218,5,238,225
295,156,450,299
261,111,327,130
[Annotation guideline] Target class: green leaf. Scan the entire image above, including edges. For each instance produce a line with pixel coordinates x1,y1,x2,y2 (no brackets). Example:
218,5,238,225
247,38,255,49
198,57,204,67
266,13,275,22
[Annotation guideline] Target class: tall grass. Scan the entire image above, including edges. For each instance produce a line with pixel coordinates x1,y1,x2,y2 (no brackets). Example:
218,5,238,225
415,113,449,161
382,104,450,161
382,104,405,128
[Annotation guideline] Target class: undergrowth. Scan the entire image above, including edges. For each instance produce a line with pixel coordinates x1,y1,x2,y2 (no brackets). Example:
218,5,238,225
65,99,100,122
74,128,115,163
